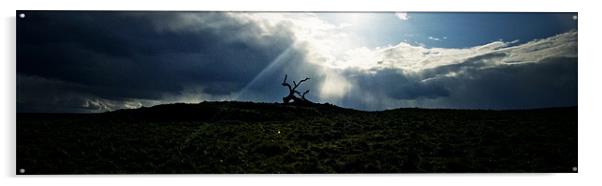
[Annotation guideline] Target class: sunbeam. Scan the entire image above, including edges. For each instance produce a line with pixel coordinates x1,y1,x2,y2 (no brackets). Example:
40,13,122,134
234,45,296,101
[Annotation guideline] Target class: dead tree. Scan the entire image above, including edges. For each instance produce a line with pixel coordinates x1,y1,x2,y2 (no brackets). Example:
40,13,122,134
281,74,313,105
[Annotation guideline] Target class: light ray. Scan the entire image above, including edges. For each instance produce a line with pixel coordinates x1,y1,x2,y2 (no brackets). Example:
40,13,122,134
234,45,295,101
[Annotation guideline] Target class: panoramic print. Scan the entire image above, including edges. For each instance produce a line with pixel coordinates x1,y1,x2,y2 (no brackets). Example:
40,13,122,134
16,11,577,174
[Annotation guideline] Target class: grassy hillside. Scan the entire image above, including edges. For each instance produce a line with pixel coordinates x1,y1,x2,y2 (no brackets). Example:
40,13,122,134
17,102,577,174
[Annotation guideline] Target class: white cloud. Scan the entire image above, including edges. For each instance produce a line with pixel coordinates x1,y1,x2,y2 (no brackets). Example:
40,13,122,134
395,12,409,21
338,23,353,28
428,36,447,41
236,13,356,64
327,30,577,73
82,98,116,112
428,36,441,41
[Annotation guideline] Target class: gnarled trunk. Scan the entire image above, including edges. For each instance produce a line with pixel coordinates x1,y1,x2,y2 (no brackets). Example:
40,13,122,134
281,74,313,105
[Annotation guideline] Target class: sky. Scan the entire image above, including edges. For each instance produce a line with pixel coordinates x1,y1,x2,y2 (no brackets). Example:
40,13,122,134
16,11,578,112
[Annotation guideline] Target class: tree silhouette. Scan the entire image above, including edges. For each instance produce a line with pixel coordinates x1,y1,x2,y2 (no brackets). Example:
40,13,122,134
281,74,313,105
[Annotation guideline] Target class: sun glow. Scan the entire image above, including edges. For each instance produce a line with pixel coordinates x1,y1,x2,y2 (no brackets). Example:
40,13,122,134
319,72,352,99
336,13,372,28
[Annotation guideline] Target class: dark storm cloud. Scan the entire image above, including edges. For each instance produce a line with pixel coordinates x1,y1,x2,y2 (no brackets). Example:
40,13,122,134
439,56,578,109
350,68,450,100
17,11,298,112
336,56,576,110
17,75,91,113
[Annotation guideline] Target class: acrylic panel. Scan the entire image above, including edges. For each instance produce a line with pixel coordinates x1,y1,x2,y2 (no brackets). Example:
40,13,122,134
16,11,578,174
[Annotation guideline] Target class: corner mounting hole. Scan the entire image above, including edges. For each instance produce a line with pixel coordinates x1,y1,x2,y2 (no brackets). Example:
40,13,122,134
19,168,25,173
572,166,577,172
19,13,26,19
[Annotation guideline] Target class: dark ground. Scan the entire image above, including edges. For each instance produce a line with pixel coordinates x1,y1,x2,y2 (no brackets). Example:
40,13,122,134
17,101,577,174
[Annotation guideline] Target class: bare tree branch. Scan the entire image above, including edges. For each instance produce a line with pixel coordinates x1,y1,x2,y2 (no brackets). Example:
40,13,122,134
281,74,292,91
301,90,310,100
293,77,310,90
